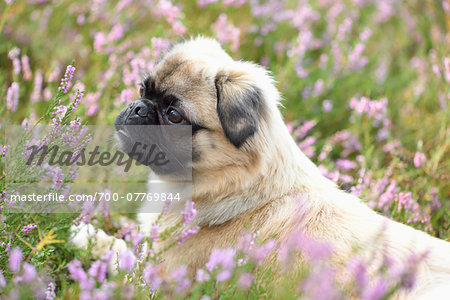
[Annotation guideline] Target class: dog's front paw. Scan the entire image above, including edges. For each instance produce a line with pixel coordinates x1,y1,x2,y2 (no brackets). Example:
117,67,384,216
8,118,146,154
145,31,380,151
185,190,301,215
69,223,128,274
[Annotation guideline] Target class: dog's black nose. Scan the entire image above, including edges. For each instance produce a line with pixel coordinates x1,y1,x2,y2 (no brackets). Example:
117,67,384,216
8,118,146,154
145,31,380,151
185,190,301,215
133,100,149,118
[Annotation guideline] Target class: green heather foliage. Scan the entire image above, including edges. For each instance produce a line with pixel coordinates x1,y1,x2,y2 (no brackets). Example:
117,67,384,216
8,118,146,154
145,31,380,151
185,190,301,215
0,0,448,299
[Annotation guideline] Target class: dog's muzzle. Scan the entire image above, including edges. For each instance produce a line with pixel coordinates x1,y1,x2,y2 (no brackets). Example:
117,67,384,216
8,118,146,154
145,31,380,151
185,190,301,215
114,99,158,128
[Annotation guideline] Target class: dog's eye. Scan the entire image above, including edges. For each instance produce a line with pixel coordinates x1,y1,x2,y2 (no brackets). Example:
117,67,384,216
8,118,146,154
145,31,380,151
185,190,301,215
167,108,183,124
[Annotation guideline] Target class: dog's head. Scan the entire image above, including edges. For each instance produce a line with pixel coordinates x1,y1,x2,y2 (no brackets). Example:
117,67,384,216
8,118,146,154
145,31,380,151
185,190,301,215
115,37,282,176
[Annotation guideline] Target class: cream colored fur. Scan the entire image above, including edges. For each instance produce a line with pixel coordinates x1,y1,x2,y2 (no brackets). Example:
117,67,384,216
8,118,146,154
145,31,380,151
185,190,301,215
70,37,450,298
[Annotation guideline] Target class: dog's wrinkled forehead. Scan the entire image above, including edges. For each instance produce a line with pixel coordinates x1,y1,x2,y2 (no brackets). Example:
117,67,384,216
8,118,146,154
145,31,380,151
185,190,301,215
152,37,232,89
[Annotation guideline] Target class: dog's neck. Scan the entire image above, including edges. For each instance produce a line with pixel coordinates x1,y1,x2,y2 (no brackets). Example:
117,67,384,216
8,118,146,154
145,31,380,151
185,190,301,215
191,114,335,227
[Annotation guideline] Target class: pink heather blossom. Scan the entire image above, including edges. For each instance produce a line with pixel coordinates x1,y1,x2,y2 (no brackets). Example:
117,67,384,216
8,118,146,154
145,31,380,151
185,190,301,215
107,23,125,43
9,247,23,273
181,200,197,226
143,263,163,289
118,249,136,272
238,272,254,289
212,14,240,51
89,251,112,282
21,224,37,234
6,82,19,112
21,55,32,80
45,282,56,300
52,105,68,116
413,152,426,168
8,48,21,75
216,269,232,282
1,145,11,159
76,14,86,25
48,63,62,82
336,159,358,171
151,37,171,59
171,265,191,293
346,257,368,291
150,223,159,242
195,268,210,282
156,0,181,23
20,262,37,283
0,269,6,288
301,267,340,300
84,92,101,116
293,120,316,140
59,65,76,94
94,32,107,52
205,248,236,273
397,192,413,212
298,136,316,158
444,57,450,82
119,88,135,104
178,226,200,244
30,69,43,103
322,99,333,112
172,21,187,35
68,260,94,290
197,0,218,7
248,239,276,265
363,279,389,300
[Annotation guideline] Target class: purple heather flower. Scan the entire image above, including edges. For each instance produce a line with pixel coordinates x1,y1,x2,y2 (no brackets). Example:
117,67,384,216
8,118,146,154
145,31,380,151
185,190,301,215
21,262,37,283
6,82,19,112
430,187,441,210
21,55,32,80
68,260,88,282
336,159,358,171
151,223,159,242
118,249,136,272
171,265,191,293
0,269,6,288
322,99,333,112
143,263,163,289
205,248,236,273
444,57,450,82
84,92,101,116
9,247,23,273
216,270,232,282
21,224,37,234
178,226,200,244
151,37,171,59
212,14,240,51
1,145,10,159
196,268,210,282
249,239,276,265
413,152,426,168
8,48,21,75
346,257,368,291
59,65,76,94
156,0,181,23
30,69,43,103
181,200,197,226
71,90,84,113
238,272,254,289
197,0,218,7
293,120,316,140
45,282,56,300
397,192,413,212
363,279,389,300
88,254,110,283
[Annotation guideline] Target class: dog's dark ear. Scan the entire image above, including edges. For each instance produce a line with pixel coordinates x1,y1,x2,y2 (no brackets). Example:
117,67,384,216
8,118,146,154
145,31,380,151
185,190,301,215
215,70,261,148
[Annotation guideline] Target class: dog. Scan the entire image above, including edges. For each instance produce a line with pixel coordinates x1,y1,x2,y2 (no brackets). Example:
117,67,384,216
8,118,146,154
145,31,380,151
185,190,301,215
72,37,450,298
